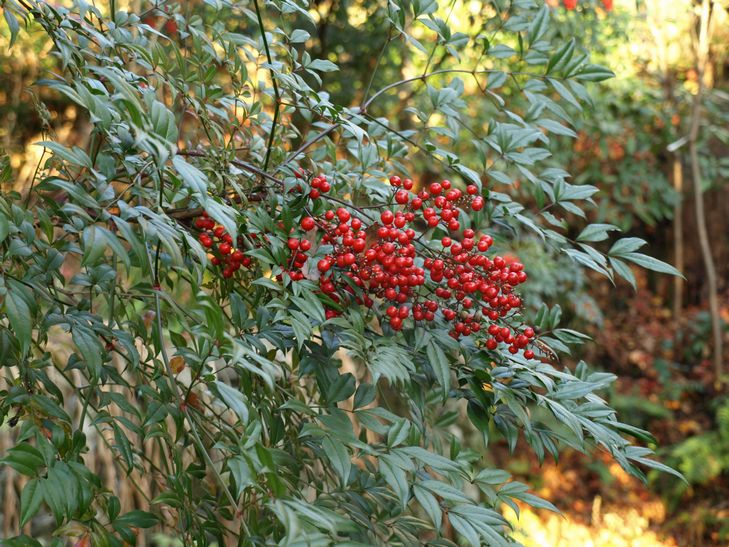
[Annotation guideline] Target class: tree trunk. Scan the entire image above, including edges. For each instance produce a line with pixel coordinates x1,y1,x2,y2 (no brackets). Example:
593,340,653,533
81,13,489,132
688,0,723,386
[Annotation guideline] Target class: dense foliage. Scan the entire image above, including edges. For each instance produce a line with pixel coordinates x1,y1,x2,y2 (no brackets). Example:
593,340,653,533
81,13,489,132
0,0,685,544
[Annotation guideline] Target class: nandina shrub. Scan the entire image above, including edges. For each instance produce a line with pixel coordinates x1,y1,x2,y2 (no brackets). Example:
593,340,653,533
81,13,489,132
0,1,681,545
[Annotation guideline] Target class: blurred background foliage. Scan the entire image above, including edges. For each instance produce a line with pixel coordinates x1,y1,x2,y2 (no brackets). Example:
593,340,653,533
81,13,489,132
0,0,728,544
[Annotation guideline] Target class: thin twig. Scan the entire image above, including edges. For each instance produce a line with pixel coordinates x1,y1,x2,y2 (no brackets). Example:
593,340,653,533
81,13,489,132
253,0,281,171
687,0,722,385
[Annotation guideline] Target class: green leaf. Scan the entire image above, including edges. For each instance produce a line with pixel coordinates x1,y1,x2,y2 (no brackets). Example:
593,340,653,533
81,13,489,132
449,514,480,546
419,480,471,503
112,423,135,474
400,446,460,474
413,484,442,530
0,213,9,243
541,397,584,443
81,225,108,266
290,29,310,43
36,141,91,168
291,293,325,324
322,437,351,486
308,59,339,72
577,223,619,242
150,99,178,144
574,63,615,82
3,9,20,47
114,510,159,528
619,252,682,277
609,257,637,289
288,310,311,350
609,237,646,255
172,155,208,195
538,118,577,138
611,422,657,444
549,78,581,111
564,248,611,279
353,383,376,409
20,479,44,527
527,5,549,46
426,340,451,397
449,505,508,544
228,457,254,498
0,154,11,183
326,373,356,404
386,419,411,448
1,444,45,476
546,38,575,74
72,325,104,377
379,457,409,508
43,467,71,524
628,451,686,483
3,287,32,355
214,381,250,425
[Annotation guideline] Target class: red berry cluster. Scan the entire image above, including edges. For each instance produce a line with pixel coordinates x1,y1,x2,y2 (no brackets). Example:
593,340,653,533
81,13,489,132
192,172,538,359
294,175,535,357
194,212,252,278
284,233,312,281
307,174,331,199
290,170,332,200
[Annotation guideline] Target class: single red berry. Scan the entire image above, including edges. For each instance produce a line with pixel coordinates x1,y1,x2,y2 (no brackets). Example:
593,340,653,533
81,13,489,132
301,217,316,231
395,190,409,204
524,349,535,359
336,208,351,222
164,19,178,35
